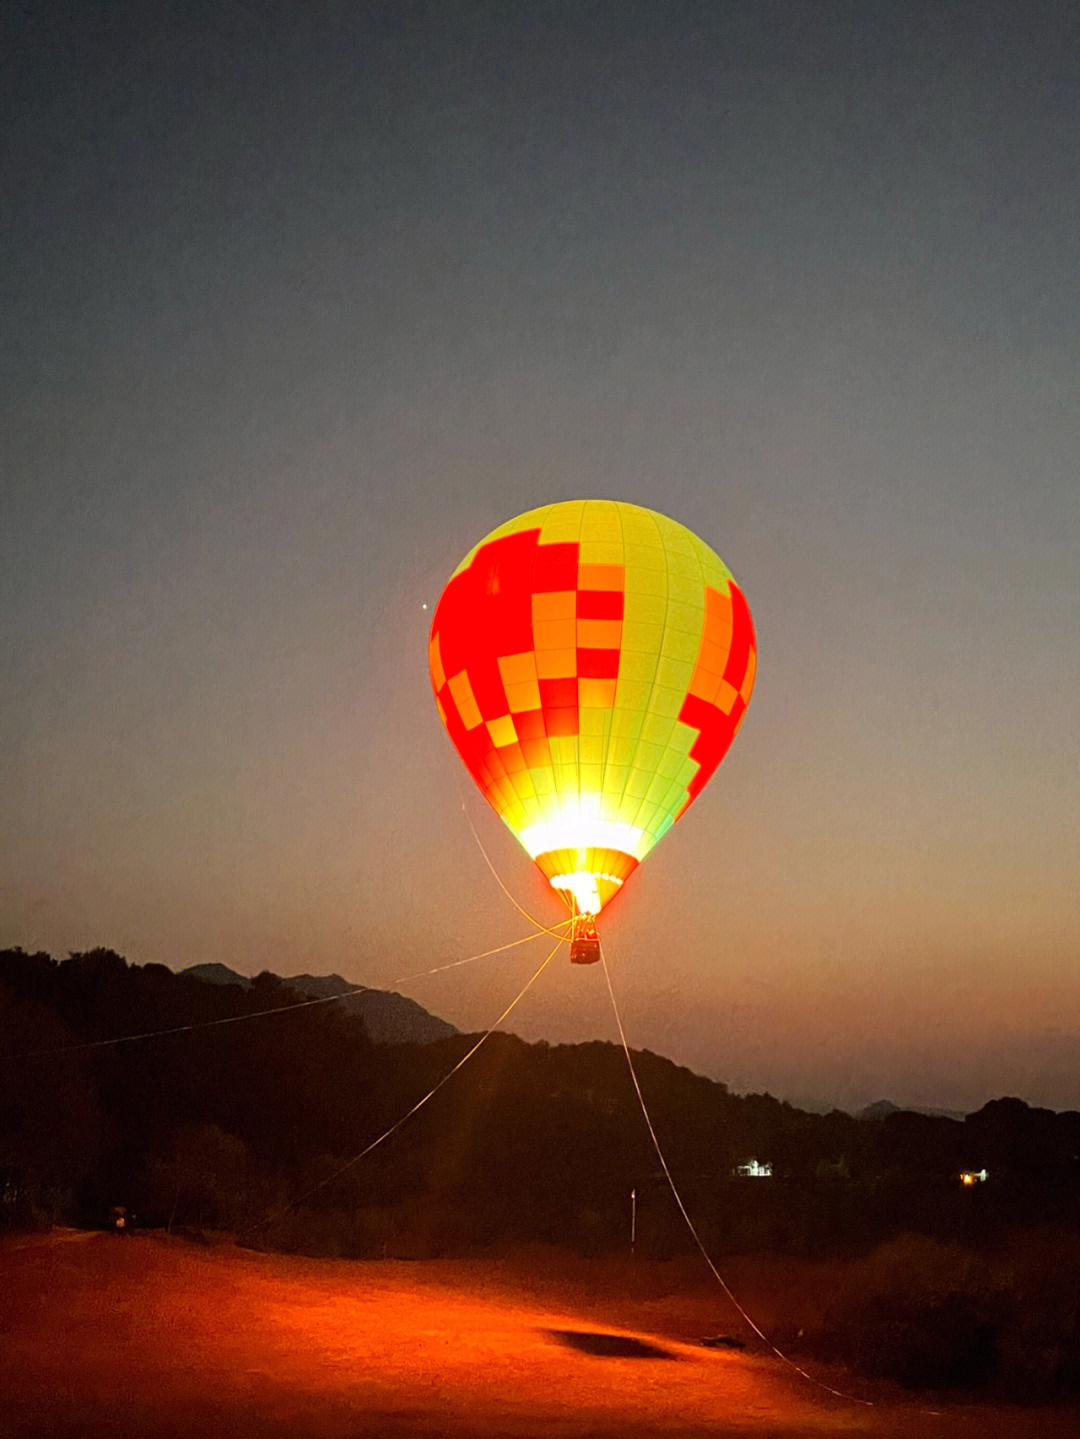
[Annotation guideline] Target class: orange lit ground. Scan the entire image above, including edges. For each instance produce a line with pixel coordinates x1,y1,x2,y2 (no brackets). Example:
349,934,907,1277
2,1231,1077,1438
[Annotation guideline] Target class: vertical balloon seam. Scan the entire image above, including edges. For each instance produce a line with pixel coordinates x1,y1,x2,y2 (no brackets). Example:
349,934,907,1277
663,523,708,841
630,505,672,850
583,498,622,902
568,500,586,827
597,498,627,836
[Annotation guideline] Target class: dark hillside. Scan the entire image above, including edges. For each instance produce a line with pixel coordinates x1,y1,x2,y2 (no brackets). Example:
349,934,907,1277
2,948,1078,1262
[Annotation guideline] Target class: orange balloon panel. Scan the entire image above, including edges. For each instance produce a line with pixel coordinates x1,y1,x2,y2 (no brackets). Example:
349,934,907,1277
430,501,755,916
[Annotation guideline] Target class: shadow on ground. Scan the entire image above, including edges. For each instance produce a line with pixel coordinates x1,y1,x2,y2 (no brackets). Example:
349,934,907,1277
544,1329,676,1359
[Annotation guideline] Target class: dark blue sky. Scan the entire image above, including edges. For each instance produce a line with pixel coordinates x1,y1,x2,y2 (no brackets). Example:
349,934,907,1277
3,1,1078,1111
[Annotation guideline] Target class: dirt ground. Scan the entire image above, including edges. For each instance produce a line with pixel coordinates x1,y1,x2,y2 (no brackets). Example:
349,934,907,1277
1,1231,1077,1438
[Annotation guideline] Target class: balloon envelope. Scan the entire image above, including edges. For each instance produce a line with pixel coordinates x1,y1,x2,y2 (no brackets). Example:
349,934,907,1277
429,500,755,916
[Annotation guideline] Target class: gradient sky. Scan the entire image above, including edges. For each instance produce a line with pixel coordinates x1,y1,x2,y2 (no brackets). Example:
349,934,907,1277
3,1,1078,1113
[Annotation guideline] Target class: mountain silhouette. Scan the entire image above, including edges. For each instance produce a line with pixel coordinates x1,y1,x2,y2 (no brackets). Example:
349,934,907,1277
179,963,458,1044
858,1099,966,1122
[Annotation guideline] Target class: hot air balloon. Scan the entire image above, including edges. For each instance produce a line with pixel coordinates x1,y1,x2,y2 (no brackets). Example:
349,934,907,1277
429,500,755,962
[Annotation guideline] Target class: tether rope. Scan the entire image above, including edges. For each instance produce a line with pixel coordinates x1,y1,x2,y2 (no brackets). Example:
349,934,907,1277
255,935,564,1223
600,946,876,1409
454,778,572,939
3,929,562,1062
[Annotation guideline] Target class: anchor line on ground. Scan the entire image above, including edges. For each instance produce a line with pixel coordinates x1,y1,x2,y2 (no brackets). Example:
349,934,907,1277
599,946,876,1409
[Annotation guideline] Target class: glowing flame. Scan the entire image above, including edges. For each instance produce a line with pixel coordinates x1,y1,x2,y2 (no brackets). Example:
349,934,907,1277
550,870,623,917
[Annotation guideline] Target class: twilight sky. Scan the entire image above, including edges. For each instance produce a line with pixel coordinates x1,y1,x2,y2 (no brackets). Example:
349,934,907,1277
3,1,1078,1114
